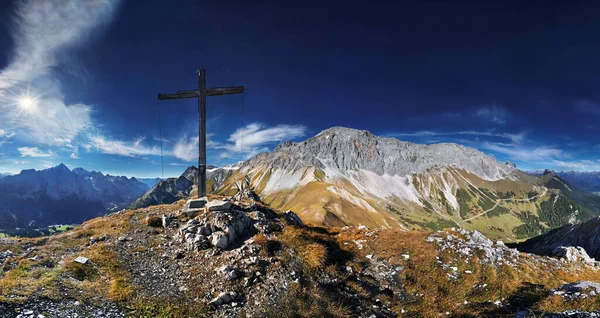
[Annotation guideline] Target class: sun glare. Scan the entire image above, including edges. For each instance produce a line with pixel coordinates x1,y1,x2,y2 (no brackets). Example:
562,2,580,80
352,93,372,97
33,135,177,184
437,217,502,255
18,96,36,111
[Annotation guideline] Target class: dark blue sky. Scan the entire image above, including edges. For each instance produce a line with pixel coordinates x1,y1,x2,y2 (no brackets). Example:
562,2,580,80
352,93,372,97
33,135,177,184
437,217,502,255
0,0,599,177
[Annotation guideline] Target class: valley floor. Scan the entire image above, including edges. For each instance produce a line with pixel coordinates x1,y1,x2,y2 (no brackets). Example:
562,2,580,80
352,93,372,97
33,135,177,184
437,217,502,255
0,197,599,317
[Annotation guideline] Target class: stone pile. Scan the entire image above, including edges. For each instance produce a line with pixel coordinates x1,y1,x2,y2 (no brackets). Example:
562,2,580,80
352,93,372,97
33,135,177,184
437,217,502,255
174,198,284,251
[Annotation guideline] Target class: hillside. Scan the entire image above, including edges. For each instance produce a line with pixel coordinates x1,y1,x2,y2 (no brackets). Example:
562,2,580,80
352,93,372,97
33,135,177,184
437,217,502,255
212,127,598,242
0,197,599,317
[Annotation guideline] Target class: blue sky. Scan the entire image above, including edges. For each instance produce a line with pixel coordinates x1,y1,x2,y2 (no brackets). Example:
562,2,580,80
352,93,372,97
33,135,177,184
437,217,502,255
0,0,599,178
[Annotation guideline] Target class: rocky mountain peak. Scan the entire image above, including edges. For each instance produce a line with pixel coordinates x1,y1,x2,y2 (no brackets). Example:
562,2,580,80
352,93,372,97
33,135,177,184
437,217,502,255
543,169,555,176
51,163,71,174
247,126,517,181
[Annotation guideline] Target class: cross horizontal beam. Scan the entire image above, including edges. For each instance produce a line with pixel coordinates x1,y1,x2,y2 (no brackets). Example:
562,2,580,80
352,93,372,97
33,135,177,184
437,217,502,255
157,86,244,100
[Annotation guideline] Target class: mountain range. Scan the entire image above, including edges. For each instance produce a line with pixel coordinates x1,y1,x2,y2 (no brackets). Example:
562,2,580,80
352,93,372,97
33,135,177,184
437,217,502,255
136,177,163,189
529,170,600,194
0,164,149,229
3,127,600,243
209,127,599,241
131,164,240,209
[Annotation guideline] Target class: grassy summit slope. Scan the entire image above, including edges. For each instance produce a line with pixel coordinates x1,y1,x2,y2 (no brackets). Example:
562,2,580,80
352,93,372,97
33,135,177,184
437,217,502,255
0,197,598,317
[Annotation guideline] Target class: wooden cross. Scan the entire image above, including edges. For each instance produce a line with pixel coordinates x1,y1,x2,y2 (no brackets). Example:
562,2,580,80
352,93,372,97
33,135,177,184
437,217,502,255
158,69,243,198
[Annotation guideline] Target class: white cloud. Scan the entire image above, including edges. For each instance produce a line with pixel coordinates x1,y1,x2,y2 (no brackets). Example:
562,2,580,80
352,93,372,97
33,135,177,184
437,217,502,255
480,142,564,162
87,135,161,157
390,130,526,143
0,0,120,150
18,147,53,158
0,129,15,146
172,136,199,162
172,123,307,162
227,123,307,152
550,159,600,171
0,0,120,88
475,105,508,125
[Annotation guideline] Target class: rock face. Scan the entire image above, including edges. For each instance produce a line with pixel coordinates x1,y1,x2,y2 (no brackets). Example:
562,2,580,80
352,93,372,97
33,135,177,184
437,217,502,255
552,246,597,265
515,217,600,260
244,126,517,181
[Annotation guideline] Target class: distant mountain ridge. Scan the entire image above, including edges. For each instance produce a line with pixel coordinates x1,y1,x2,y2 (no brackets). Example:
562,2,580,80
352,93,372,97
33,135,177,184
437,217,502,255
131,164,240,209
137,177,163,189
528,170,600,194
0,164,149,229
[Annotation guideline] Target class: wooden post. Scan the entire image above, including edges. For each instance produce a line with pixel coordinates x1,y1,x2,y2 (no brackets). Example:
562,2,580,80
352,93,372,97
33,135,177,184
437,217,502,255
198,69,207,198
158,69,243,199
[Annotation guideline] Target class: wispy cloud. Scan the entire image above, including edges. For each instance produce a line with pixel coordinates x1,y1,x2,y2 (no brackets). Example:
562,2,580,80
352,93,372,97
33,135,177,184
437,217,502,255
172,123,307,162
575,100,600,116
0,129,15,146
475,105,508,125
172,136,200,162
0,0,120,151
480,142,564,162
18,147,53,158
550,159,600,171
389,130,526,143
87,136,161,157
227,123,307,152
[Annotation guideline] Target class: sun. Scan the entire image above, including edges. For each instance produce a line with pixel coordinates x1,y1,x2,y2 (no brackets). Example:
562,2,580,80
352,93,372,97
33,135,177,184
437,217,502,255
18,96,37,111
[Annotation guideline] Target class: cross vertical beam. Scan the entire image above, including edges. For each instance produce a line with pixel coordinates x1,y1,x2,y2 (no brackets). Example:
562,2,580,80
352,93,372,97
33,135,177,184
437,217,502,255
158,68,243,198
198,69,207,199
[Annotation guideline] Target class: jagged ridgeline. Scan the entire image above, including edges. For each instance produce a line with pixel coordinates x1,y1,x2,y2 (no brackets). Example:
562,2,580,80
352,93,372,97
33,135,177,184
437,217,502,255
139,127,600,242
0,164,150,229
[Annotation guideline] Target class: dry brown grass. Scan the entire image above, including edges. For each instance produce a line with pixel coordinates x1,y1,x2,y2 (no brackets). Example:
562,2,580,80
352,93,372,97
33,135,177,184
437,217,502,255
300,243,327,271
145,215,162,227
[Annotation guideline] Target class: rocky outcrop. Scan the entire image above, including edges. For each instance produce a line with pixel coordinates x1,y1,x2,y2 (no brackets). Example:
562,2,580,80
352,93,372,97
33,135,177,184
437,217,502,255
552,246,597,266
427,229,520,266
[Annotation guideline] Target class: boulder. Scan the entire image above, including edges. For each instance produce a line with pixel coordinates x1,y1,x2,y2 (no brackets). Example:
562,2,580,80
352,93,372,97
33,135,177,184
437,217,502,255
209,291,238,307
559,281,600,294
283,210,305,228
162,214,178,228
197,225,211,236
184,233,210,251
469,231,493,246
210,231,229,249
205,209,252,246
